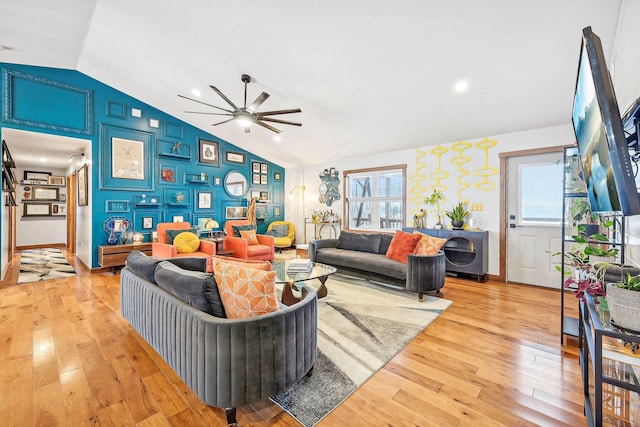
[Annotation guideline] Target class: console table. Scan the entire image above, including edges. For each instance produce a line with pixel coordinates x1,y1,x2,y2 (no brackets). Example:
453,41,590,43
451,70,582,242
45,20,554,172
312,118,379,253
305,219,341,241
98,242,152,272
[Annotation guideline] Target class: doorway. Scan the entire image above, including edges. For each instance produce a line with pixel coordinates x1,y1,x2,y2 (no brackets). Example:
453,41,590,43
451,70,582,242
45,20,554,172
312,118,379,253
500,147,566,287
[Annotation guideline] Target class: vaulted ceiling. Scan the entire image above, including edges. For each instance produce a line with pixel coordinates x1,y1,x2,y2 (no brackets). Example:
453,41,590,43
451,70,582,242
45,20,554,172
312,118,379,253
0,0,625,168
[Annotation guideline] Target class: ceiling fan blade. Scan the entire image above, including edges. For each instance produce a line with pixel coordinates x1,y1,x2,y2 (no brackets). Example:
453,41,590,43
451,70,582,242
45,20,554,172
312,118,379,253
256,108,302,117
209,85,239,110
248,92,270,112
260,117,302,127
255,120,282,134
177,94,233,113
211,118,236,126
184,111,233,116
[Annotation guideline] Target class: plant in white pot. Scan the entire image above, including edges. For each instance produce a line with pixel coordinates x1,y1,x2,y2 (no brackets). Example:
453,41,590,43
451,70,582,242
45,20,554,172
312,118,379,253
606,271,640,332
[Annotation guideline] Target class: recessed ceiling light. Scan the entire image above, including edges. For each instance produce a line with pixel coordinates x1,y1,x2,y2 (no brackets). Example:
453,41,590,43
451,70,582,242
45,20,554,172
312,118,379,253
39,157,47,163
454,80,469,92
191,89,201,97
274,135,281,142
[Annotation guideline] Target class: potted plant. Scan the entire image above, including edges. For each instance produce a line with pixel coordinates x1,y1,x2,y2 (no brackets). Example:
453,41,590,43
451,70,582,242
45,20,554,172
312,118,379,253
424,189,444,228
569,199,600,237
445,201,468,229
606,270,640,332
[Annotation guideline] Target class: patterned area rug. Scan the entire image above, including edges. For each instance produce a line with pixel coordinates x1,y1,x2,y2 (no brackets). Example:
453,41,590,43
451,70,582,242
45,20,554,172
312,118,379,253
18,248,77,284
272,274,451,426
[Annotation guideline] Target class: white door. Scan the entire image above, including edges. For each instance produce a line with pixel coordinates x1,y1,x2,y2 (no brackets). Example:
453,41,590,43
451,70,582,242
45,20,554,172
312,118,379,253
506,152,563,287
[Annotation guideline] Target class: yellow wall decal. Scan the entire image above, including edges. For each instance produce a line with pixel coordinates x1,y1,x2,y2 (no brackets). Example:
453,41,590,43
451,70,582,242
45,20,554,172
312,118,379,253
409,147,427,215
450,140,472,199
429,144,449,218
474,137,498,192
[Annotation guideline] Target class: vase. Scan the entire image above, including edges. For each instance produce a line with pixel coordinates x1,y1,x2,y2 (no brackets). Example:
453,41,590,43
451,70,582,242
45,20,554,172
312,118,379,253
606,282,640,332
107,224,118,245
451,220,464,229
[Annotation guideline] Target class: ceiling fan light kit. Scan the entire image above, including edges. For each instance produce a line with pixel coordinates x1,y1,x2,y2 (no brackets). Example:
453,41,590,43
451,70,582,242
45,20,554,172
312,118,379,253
179,74,302,134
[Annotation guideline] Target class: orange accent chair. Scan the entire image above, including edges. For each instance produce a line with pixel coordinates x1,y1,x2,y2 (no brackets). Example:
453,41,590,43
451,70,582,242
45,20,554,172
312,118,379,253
223,220,275,261
152,222,216,271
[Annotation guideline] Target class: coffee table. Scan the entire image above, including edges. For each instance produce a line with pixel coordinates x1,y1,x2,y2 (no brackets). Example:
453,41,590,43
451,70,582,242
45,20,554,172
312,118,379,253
273,259,337,306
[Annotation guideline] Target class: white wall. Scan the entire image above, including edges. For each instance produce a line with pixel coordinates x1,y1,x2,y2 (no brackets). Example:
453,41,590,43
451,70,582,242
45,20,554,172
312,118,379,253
286,123,574,276
70,153,92,269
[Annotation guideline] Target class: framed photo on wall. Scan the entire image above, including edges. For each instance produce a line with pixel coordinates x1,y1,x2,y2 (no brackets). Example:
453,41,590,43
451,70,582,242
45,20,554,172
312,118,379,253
100,125,153,191
252,162,260,173
112,137,144,180
225,151,245,164
199,139,219,165
77,163,88,206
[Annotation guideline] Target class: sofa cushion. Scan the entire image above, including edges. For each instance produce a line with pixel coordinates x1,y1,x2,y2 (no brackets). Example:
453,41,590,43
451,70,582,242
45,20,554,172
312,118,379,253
379,233,394,255
154,261,226,317
386,230,422,263
213,262,279,319
240,229,260,245
273,224,289,236
165,228,198,244
173,231,200,253
315,248,407,281
336,231,382,254
125,250,159,283
414,230,448,255
232,224,255,237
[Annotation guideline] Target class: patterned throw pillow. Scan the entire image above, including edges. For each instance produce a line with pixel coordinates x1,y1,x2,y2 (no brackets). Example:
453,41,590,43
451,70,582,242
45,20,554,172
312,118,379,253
239,229,260,245
211,255,272,271
213,263,279,319
231,224,255,237
385,230,422,263
173,232,200,253
413,231,448,255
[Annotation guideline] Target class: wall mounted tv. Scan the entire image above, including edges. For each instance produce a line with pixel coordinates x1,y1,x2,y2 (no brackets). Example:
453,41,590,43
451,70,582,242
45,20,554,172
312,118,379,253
572,26,640,215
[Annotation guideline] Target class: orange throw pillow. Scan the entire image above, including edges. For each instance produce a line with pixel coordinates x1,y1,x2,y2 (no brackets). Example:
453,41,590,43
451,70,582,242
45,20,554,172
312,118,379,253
385,230,422,264
413,231,447,255
240,229,260,245
213,263,279,319
211,255,272,271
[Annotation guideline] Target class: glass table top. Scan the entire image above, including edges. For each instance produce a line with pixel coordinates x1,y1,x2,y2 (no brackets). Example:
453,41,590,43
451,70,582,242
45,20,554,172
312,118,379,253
272,259,337,284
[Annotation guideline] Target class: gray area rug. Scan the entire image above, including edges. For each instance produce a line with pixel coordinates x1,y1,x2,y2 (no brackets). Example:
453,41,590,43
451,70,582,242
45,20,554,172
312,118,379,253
18,248,77,284
272,274,451,426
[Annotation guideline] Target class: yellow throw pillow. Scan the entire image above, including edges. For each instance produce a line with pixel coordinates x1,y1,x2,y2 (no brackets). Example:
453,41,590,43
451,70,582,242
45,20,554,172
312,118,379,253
173,231,200,254
240,229,260,245
213,263,279,319
413,230,447,255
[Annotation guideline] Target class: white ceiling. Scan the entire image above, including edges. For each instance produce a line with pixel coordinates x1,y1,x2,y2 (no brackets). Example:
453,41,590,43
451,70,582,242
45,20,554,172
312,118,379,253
0,0,626,168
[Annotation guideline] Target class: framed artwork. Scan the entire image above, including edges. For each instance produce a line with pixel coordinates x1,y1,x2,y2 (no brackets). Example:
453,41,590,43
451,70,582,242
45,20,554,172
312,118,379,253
100,124,153,191
252,162,261,173
199,139,219,165
198,191,213,209
77,164,88,206
255,205,267,219
252,174,261,184
225,151,245,164
274,206,281,217
105,200,130,213
48,175,66,186
112,137,144,180
33,186,59,201
259,191,270,201
214,176,221,186
260,163,268,174
23,203,51,217
173,215,185,223
274,172,281,182
261,175,268,185
142,217,153,229
24,170,50,182
226,206,248,219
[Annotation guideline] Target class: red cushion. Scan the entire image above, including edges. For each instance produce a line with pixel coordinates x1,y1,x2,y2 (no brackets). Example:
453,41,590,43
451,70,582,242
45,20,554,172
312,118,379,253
385,230,422,264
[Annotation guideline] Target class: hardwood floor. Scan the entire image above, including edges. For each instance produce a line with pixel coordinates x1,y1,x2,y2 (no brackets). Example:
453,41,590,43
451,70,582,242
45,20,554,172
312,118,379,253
0,249,587,426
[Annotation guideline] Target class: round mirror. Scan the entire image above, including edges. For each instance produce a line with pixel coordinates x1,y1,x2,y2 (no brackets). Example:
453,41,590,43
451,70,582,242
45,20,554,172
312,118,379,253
224,171,248,197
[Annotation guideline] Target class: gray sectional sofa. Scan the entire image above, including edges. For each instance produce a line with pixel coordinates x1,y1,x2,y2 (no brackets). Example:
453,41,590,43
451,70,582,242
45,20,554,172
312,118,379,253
120,251,318,425
309,231,446,299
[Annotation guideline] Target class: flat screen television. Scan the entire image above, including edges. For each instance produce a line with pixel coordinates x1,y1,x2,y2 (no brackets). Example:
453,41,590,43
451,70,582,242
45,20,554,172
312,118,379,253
572,26,640,215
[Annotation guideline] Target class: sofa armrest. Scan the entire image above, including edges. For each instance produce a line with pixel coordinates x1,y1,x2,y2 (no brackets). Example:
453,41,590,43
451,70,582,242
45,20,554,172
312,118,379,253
309,239,338,262
406,251,446,298
256,234,275,246
198,239,216,255
152,242,178,259
224,236,249,259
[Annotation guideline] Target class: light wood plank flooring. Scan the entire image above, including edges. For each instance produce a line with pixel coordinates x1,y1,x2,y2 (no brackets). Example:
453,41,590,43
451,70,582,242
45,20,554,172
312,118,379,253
0,249,587,426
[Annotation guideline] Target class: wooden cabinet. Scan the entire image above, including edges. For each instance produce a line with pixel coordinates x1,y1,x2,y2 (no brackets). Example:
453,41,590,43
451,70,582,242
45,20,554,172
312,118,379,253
404,228,488,281
98,243,152,270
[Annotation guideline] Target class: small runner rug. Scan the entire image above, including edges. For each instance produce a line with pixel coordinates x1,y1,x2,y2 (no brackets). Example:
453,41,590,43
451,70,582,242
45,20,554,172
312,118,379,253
272,274,451,426
18,248,77,284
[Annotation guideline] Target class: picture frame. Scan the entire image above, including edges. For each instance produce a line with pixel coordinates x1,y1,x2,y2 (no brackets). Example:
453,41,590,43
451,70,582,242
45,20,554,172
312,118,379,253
199,139,219,165
261,163,268,174
255,205,267,219
112,137,145,180
77,163,88,206
259,191,270,201
214,176,221,186
252,162,261,173
32,186,59,201
274,206,281,217
225,151,245,164
274,172,281,182
24,203,51,217
225,206,248,219
24,170,50,182
142,217,153,229
47,175,66,186
173,215,185,223
250,190,261,200
261,175,268,185
252,174,261,184
198,191,213,209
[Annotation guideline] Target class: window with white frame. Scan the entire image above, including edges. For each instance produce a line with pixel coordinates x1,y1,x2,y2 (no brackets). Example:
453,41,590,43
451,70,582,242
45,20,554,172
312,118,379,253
519,161,563,224
345,165,406,232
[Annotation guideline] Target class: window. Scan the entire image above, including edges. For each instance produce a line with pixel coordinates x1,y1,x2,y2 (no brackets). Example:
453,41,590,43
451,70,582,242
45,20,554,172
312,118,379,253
519,162,563,224
345,165,406,232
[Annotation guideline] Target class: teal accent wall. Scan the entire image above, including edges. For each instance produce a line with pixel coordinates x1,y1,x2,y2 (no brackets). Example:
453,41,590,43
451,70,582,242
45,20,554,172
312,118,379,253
0,63,285,268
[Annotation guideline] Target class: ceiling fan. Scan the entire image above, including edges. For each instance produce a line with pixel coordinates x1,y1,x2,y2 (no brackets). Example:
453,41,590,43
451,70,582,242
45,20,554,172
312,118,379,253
178,74,302,134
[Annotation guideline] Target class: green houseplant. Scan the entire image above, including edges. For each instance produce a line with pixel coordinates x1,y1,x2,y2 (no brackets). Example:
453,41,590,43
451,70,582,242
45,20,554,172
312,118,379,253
445,201,468,229
424,189,444,227
569,199,600,237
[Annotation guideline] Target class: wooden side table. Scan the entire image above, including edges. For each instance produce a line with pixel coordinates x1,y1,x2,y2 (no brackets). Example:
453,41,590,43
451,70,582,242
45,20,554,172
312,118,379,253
98,242,152,273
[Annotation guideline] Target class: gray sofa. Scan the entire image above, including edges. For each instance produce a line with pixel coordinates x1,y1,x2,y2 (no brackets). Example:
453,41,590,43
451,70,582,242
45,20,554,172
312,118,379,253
120,252,318,425
309,231,446,300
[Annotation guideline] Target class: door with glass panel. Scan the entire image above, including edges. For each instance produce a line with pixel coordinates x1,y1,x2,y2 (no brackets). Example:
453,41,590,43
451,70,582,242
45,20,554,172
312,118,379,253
506,152,563,287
